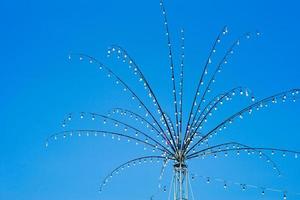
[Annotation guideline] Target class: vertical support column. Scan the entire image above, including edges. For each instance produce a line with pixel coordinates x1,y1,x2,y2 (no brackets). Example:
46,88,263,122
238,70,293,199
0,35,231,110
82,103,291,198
173,163,188,200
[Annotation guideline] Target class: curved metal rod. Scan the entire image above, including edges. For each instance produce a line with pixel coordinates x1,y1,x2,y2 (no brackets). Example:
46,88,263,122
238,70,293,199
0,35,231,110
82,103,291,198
45,130,168,153
186,142,282,175
183,26,228,149
189,93,300,151
192,86,253,131
187,132,211,154
159,0,180,138
190,147,299,178
108,107,169,144
182,86,251,150
189,86,253,143
163,112,176,146
69,53,175,152
62,111,173,155
179,28,185,147
99,155,173,192
190,32,258,127
185,89,300,155
107,46,177,152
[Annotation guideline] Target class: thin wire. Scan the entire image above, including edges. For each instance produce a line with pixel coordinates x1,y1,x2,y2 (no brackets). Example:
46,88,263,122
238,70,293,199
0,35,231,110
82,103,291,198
191,173,300,197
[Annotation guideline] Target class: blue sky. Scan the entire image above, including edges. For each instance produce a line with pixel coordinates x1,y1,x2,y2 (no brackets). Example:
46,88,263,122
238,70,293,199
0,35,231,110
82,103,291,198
1,0,300,200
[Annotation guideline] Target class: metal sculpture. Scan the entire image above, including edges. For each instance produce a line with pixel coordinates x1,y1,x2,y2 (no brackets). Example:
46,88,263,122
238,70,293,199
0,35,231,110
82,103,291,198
46,0,300,199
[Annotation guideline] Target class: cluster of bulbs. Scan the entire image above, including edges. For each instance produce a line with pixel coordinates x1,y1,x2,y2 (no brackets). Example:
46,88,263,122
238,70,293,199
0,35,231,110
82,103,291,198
108,108,169,143
182,26,229,145
190,173,294,200
70,112,172,152
188,142,300,175
181,30,263,155
107,47,171,121
99,156,168,192
185,89,300,155
70,53,176,149
188,86,254,141
107,46,179,149
45,129,170,154
188,31,260,129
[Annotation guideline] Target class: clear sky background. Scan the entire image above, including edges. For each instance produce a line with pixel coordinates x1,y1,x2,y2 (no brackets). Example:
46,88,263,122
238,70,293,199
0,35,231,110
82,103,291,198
1,0,300,200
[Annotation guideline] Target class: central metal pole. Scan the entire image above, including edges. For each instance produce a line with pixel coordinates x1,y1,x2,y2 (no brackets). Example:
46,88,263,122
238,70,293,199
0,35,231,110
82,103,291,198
173,162,188,200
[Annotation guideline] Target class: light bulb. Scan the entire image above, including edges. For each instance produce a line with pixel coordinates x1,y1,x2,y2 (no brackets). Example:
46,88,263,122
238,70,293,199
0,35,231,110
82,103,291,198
242,185,246,191
206,177,210,183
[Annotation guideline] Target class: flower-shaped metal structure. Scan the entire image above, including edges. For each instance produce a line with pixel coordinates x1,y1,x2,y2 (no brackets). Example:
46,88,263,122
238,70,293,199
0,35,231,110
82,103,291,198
46,0,300,199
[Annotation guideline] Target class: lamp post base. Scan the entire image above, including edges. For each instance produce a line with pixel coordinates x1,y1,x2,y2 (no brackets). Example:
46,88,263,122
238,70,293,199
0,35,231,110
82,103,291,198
172,162,189,200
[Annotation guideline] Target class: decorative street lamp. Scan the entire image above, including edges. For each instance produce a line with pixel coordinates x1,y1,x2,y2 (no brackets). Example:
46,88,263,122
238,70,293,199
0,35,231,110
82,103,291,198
47,1,300,199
